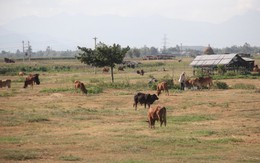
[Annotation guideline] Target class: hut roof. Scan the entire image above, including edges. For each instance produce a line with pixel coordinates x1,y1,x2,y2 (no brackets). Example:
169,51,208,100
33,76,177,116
190,53,239,67
203,45,214,55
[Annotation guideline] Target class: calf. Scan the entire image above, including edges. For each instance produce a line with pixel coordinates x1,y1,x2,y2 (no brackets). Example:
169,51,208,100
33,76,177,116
133,92,159,110
147,106,167,129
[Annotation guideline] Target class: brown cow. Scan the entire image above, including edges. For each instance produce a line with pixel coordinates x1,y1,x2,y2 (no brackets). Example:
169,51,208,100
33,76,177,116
0,79,11,88
74,80,88,94
253,65,260,73
102,67,110,73
191,76,213,89
118,65,125,71
157,81,169,96
23,74,40,88
18,71,25,76
147,105,167,129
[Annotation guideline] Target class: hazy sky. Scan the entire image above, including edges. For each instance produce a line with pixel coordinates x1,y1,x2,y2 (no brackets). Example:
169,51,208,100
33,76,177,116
0,0,260,25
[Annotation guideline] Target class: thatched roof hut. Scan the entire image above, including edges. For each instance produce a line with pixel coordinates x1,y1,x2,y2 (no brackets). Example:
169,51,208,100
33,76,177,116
203,45,214,55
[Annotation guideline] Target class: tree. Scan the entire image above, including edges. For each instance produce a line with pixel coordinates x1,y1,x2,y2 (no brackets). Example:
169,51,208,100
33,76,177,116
77,43,130,82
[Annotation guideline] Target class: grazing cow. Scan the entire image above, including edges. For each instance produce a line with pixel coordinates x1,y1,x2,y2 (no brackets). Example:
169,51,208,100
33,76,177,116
156,81,169,96
103,67,110,73
147,105,167,129
140,69,144,76
253,65,260,73
74,80,88,94
18,71,25,76
118,66,125,71
133,92,159,110
137,69,144,76
148,77,158,84
4,58,15,63
0,79,11,88
191,76,213,89
24,74,40,88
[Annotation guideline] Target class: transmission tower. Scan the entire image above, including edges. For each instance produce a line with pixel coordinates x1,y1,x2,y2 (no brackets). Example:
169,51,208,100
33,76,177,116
22,41,32,62
162,34,168,53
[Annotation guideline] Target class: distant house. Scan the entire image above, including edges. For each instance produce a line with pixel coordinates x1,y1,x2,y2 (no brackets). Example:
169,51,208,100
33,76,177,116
190,53,255,74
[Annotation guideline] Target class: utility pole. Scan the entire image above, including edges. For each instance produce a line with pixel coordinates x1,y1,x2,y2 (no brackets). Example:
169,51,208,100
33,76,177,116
162,34,167,54
93,37,97,48
93,37,98,74
28,41,31,62
22,41,25,62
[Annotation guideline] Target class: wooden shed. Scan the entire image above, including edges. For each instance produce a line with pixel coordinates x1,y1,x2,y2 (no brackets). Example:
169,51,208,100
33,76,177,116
190,53,255,74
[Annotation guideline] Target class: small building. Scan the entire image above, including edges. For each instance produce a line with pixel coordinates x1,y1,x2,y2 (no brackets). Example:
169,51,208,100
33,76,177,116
190,53,255,74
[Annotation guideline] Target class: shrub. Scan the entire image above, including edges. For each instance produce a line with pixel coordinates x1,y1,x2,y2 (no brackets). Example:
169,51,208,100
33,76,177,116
217,65,226,75
214,81,229,89
88,86,103,94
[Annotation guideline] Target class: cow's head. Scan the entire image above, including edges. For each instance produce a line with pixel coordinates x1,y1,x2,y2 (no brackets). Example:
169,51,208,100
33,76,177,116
151,94,159,102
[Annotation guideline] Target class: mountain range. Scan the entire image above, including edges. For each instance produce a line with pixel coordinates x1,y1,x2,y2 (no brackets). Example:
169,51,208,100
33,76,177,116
0,11,259,52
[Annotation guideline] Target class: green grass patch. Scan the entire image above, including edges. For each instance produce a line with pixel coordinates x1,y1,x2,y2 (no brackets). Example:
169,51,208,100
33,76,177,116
172,115,215,123
193,130,217,136
231,83,256,89
27,116,50,123
0,137,21,143
209,137,244,144
40,87,74,93
59,154,82,161
3,150,39,161
0,91,13,97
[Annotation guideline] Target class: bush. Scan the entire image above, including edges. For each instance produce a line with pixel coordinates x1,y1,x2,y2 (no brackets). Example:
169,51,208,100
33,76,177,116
214,81,229,89
217,65,226,75
88,86,103,94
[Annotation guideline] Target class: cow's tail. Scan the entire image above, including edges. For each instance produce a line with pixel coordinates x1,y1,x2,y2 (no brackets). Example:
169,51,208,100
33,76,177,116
80,83,88,94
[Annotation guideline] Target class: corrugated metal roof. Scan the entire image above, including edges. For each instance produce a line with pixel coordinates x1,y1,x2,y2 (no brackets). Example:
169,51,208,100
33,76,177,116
190,53,238,67
242,57,254,62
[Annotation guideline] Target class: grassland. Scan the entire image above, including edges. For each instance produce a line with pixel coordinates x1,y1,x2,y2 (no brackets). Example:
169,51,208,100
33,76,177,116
0,57,259,162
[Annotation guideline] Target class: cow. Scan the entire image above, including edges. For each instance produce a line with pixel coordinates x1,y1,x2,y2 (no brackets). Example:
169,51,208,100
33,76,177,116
23,74,40,88
18,71,25,76
133,92,159,110
4,58,15,63
156,81,169,96
102,67,110,73
0,79,11,88
136,69,144,76
253,65,260,73
118,65,125,71
195,76,213,89
147,105,167,129
74,80,88,94
188,76,213,89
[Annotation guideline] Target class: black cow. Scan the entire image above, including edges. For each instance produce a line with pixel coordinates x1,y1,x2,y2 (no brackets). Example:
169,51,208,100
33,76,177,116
133,92,159,110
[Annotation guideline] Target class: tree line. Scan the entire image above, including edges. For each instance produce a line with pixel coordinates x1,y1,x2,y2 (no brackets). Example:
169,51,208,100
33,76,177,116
1,42,259,58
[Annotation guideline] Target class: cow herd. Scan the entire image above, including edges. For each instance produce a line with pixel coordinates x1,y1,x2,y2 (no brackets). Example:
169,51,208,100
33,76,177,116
0,68,214,129
0,72,41,90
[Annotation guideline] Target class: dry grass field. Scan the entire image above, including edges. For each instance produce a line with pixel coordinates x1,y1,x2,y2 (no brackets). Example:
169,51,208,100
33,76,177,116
0,58,259,162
